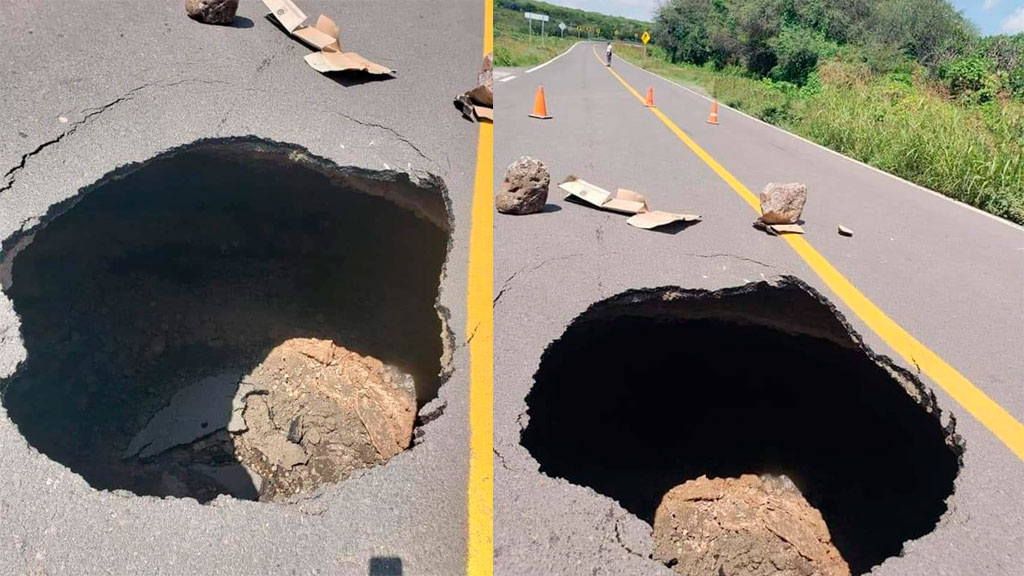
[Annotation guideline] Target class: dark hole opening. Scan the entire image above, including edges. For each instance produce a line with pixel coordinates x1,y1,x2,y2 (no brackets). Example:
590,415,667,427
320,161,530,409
0,139,449,503
521,282,961,575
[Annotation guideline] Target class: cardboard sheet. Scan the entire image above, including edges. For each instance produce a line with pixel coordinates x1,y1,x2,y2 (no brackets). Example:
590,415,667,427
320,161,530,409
263,0,306,32
560,180,649,215
627,210,701,230
754,220,805,235
608,188,650,214
560,178,702,232
561,179,612,205
263,0,395,77
304,51,396,75
293,15,340,51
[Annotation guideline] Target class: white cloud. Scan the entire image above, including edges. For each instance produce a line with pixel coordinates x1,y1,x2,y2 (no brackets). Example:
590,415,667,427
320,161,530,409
982,0,1000,12
1003,6,1024,33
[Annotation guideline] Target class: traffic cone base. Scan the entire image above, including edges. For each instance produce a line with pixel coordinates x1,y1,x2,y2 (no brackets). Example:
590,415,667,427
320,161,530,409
644,87,655,107
707,101,720,125
529,86,552,119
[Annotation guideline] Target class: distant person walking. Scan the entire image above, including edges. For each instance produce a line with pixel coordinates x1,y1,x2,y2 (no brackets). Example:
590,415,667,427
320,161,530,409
606,42,613,66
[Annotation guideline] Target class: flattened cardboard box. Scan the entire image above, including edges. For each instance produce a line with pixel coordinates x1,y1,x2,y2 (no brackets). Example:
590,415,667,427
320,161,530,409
627,210,701,230
753,220,805,235
560,179,701,230
262,0,395,76
305,51,395,76
560,180,648,215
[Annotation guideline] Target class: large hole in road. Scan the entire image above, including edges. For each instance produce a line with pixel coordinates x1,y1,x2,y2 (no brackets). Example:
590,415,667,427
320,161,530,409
0,139,450,503
521,280,962,575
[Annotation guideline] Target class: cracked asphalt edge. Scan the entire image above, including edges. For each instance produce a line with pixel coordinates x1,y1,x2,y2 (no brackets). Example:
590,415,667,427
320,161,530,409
1,79,443,201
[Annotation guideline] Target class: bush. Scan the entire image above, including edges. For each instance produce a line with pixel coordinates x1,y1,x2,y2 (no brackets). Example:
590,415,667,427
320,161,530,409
1010,66,1024,99
940,56,990,96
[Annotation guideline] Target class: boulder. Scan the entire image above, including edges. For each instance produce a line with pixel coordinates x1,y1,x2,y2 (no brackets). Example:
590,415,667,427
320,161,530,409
653,474,850,576
185,0,239,25
759,182,807,224
496,157,550,215
233,338,417,501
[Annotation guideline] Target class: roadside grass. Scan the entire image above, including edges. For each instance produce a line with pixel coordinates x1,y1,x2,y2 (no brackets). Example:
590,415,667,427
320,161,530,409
617,43,1024,224
495,31,577,68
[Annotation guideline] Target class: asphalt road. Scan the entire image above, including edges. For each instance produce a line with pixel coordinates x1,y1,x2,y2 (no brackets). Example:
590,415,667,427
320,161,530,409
0,1,483,574
494,42,1023,575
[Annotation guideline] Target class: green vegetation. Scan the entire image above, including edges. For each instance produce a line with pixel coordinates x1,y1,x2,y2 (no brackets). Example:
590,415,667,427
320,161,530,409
497,0,648,41
494,30,577,68
636,0,1024,223
495,1,650,67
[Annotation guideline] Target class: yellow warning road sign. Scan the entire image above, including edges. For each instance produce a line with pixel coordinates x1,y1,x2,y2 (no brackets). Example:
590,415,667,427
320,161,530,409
642,31,651,44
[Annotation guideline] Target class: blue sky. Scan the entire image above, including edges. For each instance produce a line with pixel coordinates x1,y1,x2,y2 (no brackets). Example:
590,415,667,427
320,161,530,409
548,0,1024,36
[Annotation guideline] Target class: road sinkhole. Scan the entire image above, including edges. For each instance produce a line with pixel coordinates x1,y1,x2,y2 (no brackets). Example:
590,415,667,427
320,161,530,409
0,139,451,504
521,281,962,576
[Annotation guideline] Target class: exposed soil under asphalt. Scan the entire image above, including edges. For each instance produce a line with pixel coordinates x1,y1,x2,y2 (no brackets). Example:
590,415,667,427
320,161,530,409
0,140,450,503
521,280,963,575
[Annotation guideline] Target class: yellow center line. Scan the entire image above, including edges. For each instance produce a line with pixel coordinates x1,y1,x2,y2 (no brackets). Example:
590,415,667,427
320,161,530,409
594,48,1024,461
467,1,494,574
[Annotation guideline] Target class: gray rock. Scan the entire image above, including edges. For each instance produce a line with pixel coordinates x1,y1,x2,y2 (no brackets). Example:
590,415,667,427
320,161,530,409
185,0,238,25
759,182,807,224
122,371,244,460
838,224,854,237
496,156,550,215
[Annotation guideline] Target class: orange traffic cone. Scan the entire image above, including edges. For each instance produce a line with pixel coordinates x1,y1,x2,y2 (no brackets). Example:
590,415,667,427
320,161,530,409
529,86,552,119
644,87,655,107
707,100,720,125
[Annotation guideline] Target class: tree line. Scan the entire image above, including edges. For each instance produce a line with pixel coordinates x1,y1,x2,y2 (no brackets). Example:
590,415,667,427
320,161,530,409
652,0,1024,100
497,0,649,41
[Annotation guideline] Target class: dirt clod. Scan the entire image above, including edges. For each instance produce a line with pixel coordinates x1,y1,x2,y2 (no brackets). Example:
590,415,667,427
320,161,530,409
232,338,416,502
654,474,850,576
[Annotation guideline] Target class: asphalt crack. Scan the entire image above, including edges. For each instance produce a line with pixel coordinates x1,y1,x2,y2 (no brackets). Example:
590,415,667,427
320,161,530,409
333,111,434,165
613,515,649,560
494,254,583,306
683,252,772,268
458,321,482,350
0,79,238,197
493,447,517,472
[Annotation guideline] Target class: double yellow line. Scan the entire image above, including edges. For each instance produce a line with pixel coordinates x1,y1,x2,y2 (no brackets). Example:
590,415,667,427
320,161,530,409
466,1,494,575
595,48,1024,462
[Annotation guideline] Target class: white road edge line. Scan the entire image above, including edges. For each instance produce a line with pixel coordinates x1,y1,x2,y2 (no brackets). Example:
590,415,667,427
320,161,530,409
613,51,1024,232
525,41,582,74
498,75,516,82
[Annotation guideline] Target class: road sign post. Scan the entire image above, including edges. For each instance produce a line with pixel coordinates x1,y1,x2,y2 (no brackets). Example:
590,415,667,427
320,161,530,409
524,12,550,39
641,31,651,58
559,21,566,38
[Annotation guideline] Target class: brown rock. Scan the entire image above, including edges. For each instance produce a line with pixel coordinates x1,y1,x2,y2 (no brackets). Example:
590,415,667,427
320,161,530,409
233,338,416,501
496,156,550,215
759,182,807,224
185,0,238,25
653,474,850,576
468,52,494,107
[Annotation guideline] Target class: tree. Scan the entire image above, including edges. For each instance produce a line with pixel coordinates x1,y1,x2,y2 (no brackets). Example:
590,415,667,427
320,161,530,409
868,0,974,67
652,0,712,65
